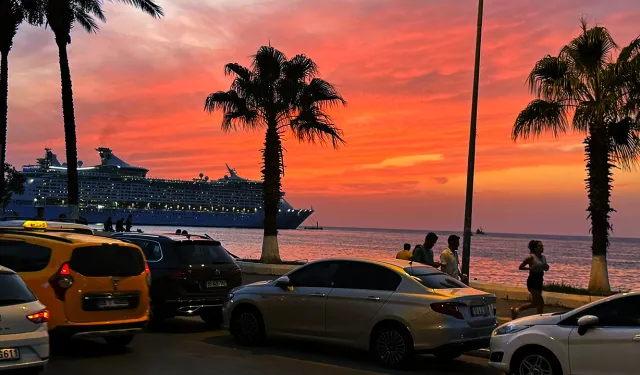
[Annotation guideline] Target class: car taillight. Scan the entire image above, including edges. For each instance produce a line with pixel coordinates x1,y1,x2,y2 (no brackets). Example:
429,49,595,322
27,310,50,324
48,262,74,301
145,263,152,287
431,302,466,320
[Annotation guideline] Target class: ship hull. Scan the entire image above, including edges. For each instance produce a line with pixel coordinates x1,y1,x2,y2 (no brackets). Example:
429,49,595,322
5,203,312,230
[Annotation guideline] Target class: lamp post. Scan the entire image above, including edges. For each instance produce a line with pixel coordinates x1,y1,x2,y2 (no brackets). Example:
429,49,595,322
461,0,484,285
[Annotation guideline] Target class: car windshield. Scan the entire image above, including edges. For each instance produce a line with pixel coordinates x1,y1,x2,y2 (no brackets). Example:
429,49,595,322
174,241,235,264
0,272,37,307
411,273,468,289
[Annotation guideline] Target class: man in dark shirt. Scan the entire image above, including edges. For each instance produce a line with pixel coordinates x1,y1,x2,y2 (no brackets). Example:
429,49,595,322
412,232,441,268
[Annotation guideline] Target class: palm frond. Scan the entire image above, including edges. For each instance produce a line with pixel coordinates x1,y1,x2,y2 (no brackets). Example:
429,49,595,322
0,0,24,50
560,19,618,74
300,78,346,109
222,108,260,132
81,0,106,23
618,36,640,64
283,54,318,82
204,90,260,132
22,0,45,26
573,101,598,133
526,55,585,102
111,0,163,18
512,99,569,141
618,58,640,113
72,6,99,33
224,62,251,80
252,45,287,84
290,106,345,148
609,117,640,170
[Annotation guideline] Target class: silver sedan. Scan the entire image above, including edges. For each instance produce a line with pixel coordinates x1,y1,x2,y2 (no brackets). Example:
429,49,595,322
222,258,497,368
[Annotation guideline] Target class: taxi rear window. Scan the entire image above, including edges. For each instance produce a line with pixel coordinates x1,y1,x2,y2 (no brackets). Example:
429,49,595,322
70,244,145,277
0,241,52,272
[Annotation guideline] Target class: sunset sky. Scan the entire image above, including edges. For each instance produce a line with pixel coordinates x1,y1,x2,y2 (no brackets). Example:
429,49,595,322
8,0,640,237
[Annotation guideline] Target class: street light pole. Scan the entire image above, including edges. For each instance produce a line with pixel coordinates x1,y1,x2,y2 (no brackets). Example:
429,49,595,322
461,0,484,285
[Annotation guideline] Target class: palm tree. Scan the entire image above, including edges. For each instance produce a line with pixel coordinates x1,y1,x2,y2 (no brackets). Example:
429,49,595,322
205,46,346,263
0,0,41,216
512,19,640,293
39,0,163,218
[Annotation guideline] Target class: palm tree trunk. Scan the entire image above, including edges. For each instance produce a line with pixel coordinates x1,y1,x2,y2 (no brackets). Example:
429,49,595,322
585,130,612,294
260,122,282,264
55,37,80,220
0,50,8,216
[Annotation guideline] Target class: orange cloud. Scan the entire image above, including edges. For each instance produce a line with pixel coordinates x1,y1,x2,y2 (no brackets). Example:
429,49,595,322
6,0,640,236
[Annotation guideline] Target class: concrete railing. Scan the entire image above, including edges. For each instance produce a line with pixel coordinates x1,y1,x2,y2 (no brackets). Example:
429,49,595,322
237,261,606,309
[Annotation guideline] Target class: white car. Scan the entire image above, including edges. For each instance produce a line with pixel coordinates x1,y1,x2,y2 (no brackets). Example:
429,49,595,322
490,290,640,375
0,265,50,374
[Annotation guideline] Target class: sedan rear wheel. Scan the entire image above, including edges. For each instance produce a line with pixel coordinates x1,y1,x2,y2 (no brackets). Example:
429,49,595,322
372,325,414,368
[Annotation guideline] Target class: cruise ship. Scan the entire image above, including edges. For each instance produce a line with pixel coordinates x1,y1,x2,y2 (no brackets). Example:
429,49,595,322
4,148,314,229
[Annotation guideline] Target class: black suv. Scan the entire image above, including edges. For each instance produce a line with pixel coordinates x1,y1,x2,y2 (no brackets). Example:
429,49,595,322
110,232,241,327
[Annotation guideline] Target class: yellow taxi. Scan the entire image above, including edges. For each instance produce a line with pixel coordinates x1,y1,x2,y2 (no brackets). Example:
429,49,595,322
0,220,150,347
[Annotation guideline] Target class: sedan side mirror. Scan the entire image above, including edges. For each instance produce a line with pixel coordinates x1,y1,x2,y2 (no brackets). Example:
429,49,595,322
275,276,290,288
577,315,599,327
577,315,599,335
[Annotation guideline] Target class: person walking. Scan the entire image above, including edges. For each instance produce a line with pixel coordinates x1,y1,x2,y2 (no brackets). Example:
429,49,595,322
440,235,461,279
115,218,125,232
412,233,441,268
511,240,549,319
104,216,113,232
125,214,133,232
396,243,413,260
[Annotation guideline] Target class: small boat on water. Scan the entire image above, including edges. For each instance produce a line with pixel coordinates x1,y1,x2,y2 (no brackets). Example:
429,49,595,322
304,220,323,230
476,227,486,235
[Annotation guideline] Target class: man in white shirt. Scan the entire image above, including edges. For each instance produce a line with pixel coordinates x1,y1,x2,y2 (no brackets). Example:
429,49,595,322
440,235,461,279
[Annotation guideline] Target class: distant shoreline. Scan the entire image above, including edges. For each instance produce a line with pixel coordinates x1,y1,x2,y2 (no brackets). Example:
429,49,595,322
316,226,640,241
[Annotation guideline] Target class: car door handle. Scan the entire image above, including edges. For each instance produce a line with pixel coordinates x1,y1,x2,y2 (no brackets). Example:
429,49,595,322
309,292,326,297
633,335,640,342
364,296,380,301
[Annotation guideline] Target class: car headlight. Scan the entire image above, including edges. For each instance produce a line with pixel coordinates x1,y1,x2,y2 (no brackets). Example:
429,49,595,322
493,324,532,336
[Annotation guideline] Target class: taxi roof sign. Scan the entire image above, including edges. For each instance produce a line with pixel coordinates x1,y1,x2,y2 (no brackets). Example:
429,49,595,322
23,220,48,229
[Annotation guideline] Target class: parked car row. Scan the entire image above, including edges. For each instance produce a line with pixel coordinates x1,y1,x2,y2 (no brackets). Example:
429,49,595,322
5,219,636,374
0,220,241,373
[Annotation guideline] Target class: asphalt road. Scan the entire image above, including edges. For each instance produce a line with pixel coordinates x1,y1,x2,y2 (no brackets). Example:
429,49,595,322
42,317,501,375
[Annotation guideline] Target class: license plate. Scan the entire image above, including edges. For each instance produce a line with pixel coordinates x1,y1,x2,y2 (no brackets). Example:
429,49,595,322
471,305,490,317
0,348,19,361
98,298,130,308
205,280,227,288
